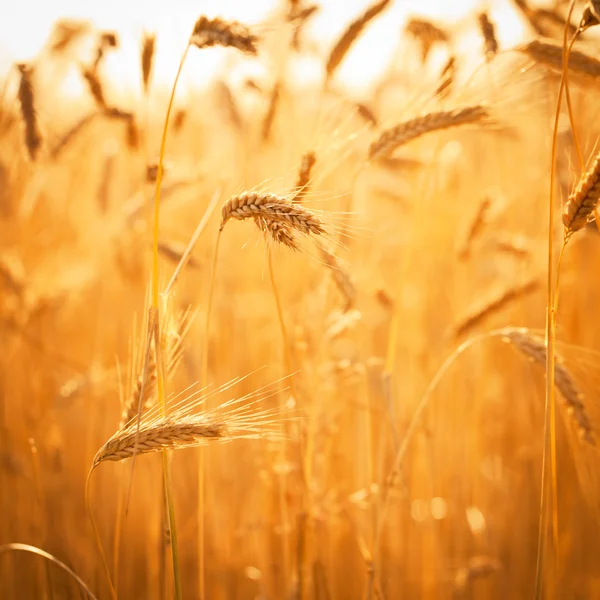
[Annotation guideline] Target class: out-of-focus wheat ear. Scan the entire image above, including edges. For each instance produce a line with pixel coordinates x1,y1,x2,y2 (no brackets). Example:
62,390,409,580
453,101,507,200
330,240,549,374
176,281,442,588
289,4,319,50
453,278,539,338
454,556,502,593
293,151,317,203
190,16,258,54
93,31,119,69
214,80,243,130
48,19,91,53
436,55,456,99
50,112,98,159
478,12,498,58
141,32,156,93
456,196,492,259
157,240,202,268
261,82,281,141
320,247,356,311
563,151,600,236
580,2,600,32
171,109,187,132
16,63,42,161
355,102,377,127
500,327,596,445
97,141,118,214
368,106,489,161
220,191,326,236
405,18,449,63
325,0,390,80
518,38,600,81
254,217,300,251
81,66,107,109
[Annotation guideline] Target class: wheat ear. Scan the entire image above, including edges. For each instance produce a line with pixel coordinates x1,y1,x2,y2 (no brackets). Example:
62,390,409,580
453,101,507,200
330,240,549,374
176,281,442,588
220,191,325,235
190,16,258,54
563,150,600,235
141,32,156,93
293,151,317,203
16,63,41,161
325,0,390,79
405,18,449,62
368,106,489,160
478,12,498,57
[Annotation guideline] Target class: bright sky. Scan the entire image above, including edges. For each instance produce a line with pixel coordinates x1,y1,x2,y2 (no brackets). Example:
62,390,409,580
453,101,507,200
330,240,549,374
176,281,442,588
0,0,528,92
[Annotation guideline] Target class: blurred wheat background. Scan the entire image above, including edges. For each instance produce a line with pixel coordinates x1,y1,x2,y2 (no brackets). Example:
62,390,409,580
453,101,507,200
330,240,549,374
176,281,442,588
2,0,600,598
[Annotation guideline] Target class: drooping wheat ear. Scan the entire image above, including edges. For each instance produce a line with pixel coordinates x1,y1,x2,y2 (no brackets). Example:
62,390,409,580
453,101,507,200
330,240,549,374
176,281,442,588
16,63,41,161
369,106,489,161
478,12,498,58
453,279,539,338
157,240,202,267
405,18,449,63
220,192,326,236
190,16,258,54
255,217,300,251
563,150,600,236
500,327,595,445
141,32,156,93
81,66,107,109
95,417,226,465
320,248,356,311
457,195,492,259
326,0,391,80
293,151,317,203
519,39,600,81
436,55,455,99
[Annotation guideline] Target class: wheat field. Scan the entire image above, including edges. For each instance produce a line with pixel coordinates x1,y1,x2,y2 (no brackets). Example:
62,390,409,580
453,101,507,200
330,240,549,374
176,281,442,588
2,1,600,598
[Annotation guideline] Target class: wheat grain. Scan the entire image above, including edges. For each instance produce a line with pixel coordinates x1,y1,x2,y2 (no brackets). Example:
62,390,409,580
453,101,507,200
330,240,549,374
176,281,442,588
16,63,41,161
255,218,300,251
141,32,156,93
326,0,391,80
220,192,325,235
190,16,258,54
519,39,600,81
501,327,595,445
369,106,489,161
563,151,600,235
478,12,498,58
405,18,449,62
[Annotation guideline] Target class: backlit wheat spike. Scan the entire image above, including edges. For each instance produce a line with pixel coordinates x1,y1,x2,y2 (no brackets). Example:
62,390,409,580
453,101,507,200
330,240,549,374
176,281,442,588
369,106,489,161
478,12,498,58
16,63,41,161
293,151,317,203
519,39,600,81
563,150,600,235
190,16,258,54
500,327,595,445
95,418,226,464
326,0,391,80
81,66,107,109
453,279,539,337
141,32,156,93
220,192,326,236
321,247,356,311
436,55,455,99
405,18,449,63
255,217,300,251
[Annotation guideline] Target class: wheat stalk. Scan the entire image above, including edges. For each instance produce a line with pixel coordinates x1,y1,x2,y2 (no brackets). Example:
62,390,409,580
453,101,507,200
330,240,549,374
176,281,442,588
369,106,489,160
16,63,41,161
501,327,595,445
563,150,600,235
220,191,325,236
190,16,258,54
326,0,390,79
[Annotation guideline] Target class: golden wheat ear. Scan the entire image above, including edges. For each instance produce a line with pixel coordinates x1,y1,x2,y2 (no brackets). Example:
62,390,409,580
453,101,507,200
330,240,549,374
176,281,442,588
141,32,156,93
16,63,42,161
563,151,600,236
190,16,258,54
